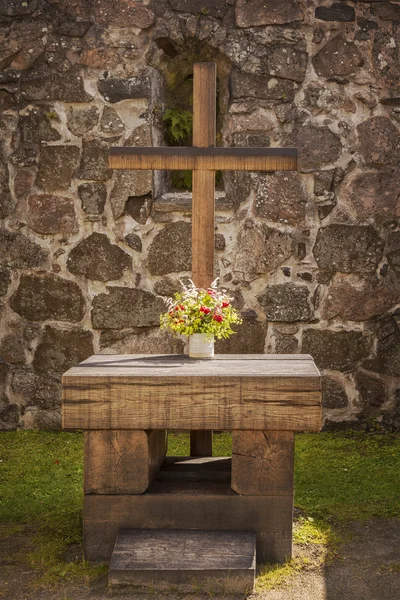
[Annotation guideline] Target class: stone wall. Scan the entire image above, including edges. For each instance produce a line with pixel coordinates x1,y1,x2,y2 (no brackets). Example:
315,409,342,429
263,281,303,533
0,0,399,431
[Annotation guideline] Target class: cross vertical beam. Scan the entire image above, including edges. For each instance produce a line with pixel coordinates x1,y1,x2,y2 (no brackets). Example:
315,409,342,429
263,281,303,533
190,63,216,458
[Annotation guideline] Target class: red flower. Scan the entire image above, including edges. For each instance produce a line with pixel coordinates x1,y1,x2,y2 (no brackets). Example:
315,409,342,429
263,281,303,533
55,460,60,465
179,305,185,310
175,306,179,311
213,314,223,323
207,289,216,296
200,306,211,314
222,301,230,308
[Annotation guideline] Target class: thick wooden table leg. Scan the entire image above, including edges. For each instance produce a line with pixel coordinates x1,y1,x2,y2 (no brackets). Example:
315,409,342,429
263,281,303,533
231,431,294,496
190,430,213,457
84,430,167,495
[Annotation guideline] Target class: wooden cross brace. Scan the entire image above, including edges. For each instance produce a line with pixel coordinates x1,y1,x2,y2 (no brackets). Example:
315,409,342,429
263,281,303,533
109,63,298,456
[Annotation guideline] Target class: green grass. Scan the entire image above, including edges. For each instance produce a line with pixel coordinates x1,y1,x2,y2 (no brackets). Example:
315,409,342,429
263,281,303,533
0,430,399,589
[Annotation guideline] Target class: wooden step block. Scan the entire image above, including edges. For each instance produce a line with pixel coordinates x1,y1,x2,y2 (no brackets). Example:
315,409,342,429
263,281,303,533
157,457,231,483
84,429,167,495
109,529,256,593
84,488,293,564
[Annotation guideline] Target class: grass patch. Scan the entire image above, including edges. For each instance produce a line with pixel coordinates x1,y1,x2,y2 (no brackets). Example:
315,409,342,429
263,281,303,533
0,430,399,590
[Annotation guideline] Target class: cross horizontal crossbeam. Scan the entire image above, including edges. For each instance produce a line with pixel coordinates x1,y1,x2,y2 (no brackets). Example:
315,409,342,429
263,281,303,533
109,146,297,171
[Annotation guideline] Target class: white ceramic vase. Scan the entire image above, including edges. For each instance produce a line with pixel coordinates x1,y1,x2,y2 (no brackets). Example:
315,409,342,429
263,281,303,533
188,333,214,358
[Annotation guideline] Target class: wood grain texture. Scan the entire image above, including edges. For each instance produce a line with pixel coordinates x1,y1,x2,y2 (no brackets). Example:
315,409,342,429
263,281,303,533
109,529,256,592
191,168,215,288
62,355,321,431
108,147,298,171
84,430,167,495
84,490,293,563
231,431,294,496
191,62,217,457
190,430,213,458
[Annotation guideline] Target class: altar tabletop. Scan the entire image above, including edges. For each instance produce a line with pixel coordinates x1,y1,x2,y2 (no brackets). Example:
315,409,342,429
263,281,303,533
62,354,321,432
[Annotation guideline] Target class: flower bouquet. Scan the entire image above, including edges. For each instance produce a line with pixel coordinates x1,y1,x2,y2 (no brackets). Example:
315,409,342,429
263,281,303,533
160,279,242,358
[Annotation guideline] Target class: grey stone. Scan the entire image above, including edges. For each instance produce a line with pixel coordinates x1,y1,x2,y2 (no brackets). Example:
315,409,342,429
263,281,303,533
93,0,154,28
33,326,94,373
9,145,38,168
232,131,270,147
387,232,400,275
11,368,61,409
100,327,184,354
0,229,49,269
0,266,11,296
78,183,106,215
302,329,372,372
36,146,80,192
215,317,267,354
57,21,92,37
354,369,386,416
357,117,400,167
215,233,226,251
304,82,356,114
254,172,308,225
0,0,37,16
312,35,364,78
80,139,112,181
23,407,62,430
0,326,26,364
92,287,165,329
125,195,152,224
19,107,61,143
100,106,125,135
258,46,308,83
313,225,385,275
274,332,299,354
315,3,355,22
363,336,400,378
28,194,78,234
230,70,296,104
285,124,342,172
110,171,152,220
340,170,400,221
10,274,85,323
124,233,142,252
171,0,227,18
233,219,293,278
0,191,15,220
66,106,99,136
321,274,399,321
258,283,312,322
21,69,92,102
67,233,132,282
0,153,14,219
371,2,400,21
98,75,151,103
148,222,192,276
13,169,35,201
322,376,349,409
0,403,19,425
235,0,304,27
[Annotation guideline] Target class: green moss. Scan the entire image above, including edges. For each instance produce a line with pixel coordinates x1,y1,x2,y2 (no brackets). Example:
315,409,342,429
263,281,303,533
163,107,193,145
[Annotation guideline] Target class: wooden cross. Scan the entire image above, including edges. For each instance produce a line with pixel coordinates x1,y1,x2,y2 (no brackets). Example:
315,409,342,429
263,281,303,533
109,63,298,457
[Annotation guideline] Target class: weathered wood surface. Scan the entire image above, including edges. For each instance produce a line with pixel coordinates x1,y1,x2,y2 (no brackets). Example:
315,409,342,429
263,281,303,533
84,489,293,563
157,456,231,483
190,62,216,457
109,147,298,171
84,430,167,495
109,529,256,593
62,354,321,431
231,431,294,496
